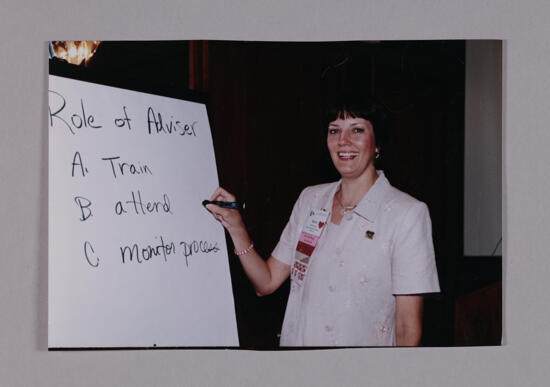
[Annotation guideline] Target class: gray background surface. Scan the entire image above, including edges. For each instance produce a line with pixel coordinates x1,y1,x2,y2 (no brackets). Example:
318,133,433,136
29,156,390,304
0,0,546,386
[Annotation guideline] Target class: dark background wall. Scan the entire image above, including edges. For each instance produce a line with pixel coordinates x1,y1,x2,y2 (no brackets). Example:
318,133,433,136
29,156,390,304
50,40,501,348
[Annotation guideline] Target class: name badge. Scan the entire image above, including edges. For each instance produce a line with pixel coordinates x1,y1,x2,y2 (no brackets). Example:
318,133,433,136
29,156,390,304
290,209,329,286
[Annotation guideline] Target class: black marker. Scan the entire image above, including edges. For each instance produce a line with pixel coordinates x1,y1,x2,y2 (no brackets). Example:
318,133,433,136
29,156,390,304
202,200,246,210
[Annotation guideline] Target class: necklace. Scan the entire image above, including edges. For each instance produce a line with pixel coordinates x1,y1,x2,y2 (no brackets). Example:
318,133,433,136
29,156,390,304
335,192,357,220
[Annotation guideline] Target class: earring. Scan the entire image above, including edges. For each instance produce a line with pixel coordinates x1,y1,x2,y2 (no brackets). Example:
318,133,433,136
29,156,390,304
375,149,380,159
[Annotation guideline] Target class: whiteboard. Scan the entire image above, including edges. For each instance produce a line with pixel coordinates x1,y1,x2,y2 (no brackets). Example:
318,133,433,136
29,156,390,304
48,74,239,348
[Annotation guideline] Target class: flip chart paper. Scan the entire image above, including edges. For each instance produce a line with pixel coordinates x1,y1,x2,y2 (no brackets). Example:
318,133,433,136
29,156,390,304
48,75,239,347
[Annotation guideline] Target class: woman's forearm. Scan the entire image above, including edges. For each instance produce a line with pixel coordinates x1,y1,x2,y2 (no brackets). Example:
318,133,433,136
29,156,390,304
395,295,423,346
229,227,285,296
395,323,422,346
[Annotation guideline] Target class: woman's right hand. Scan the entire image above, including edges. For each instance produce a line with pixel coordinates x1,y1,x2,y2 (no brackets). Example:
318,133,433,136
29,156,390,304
205,187,247,235
205,187,290,297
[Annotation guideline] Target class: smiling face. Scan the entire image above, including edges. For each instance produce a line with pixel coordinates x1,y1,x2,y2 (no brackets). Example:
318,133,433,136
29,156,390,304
327,114,378,180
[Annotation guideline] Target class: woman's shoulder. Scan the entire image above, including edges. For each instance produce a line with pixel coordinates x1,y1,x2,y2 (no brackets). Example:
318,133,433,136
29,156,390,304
383,181,429,216
299,181,339,197
290,181,339,212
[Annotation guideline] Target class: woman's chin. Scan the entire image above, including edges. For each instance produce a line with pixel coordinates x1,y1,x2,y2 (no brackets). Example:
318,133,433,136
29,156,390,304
335,165,376,181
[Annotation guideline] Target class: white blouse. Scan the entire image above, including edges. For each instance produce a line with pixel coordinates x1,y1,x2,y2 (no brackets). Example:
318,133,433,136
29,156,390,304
272,171,440,346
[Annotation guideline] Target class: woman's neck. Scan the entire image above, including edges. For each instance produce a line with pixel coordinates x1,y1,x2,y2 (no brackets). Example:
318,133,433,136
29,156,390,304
338,169,379,206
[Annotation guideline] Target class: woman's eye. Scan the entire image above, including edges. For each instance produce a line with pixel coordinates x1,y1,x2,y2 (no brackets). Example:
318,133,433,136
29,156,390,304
352,127,365,133
328,128,339,135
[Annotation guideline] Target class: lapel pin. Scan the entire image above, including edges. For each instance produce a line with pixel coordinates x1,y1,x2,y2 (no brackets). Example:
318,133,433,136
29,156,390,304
365,230,375,239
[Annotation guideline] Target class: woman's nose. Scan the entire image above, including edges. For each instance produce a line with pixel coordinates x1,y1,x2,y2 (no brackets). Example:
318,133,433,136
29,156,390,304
338,130,351,144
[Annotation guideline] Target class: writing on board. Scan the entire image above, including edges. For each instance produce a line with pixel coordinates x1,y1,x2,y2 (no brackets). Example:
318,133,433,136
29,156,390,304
48,88,219,269
49,90,199,137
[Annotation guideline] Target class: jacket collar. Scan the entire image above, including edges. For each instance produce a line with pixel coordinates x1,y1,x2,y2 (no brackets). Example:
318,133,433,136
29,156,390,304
314,181,340,213
316,170,390,223
353,170,390,222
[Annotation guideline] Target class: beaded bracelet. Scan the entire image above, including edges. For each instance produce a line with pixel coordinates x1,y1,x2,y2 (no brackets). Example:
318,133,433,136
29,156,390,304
234,242,254,256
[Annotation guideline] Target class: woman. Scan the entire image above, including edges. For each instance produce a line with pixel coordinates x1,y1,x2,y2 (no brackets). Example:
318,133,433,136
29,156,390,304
205,97,440,347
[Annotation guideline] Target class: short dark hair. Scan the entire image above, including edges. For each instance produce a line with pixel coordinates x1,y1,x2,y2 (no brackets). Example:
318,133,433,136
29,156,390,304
323,93,389,153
